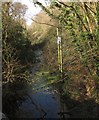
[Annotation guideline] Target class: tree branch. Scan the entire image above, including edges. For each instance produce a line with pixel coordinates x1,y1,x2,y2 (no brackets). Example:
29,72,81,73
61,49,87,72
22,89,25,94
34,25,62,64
56,1,89,32
31,18,58,28
35,1,59,19
85,3,96,15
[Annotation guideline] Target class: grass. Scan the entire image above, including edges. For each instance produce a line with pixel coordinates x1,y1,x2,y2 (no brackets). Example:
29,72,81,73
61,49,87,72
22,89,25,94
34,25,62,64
30,71,60,93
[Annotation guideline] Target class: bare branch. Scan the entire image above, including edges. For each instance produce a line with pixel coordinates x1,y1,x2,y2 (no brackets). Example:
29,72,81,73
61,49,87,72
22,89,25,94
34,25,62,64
85,3,96,15
31,18,58,28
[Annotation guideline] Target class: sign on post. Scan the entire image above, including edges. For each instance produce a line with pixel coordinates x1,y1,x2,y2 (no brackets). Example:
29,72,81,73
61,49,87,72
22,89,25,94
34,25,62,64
57,36,61,44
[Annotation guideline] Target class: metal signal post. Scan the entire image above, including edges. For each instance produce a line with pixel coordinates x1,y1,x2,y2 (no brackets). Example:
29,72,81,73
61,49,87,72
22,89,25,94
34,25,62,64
57,28,63,76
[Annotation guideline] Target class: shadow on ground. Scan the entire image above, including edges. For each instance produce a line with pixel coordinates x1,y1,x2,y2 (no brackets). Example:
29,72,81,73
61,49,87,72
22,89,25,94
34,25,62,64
60,93,99,118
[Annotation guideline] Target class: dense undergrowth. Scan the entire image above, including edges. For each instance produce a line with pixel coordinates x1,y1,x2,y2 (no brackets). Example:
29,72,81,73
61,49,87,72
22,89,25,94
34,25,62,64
2,2,36,118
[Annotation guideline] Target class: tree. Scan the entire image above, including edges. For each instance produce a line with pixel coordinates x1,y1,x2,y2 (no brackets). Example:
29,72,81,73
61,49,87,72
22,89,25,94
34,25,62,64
9,2,27,24
2,2,35,118
33,0,99,103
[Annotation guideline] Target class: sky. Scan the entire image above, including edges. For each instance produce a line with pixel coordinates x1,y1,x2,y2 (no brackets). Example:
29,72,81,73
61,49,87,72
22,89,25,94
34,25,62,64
13,0,49,26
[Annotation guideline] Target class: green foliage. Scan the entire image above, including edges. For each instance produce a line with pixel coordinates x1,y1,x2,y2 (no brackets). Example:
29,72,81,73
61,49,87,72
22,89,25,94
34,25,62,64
31,71,59,93
34,1,99,103
96,2,99,48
